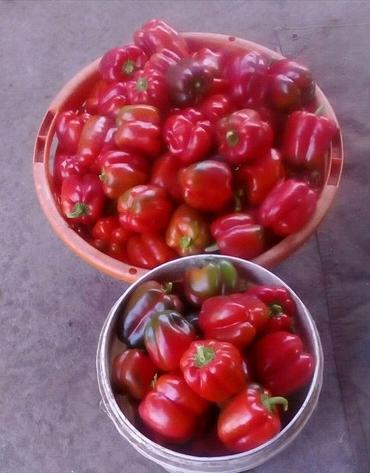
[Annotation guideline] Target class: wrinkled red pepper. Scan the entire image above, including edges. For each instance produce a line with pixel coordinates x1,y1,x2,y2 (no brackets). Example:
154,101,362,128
258,179,317,236
210,213,265,259
134,19,189,57
217,109,273,164
246,285,295,333
218,384,287,453
126,234,177,269
144,48,182,74
250,331,315,395
282,110,337,169
237,149,285,206
61,174,104,225
163,108,212,164
126,69,169,109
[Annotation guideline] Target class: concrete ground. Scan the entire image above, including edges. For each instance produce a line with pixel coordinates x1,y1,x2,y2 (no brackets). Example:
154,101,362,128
0,1,369,472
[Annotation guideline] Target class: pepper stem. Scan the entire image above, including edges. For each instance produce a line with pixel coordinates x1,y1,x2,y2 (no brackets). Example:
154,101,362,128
270,303,283,317
315,104,325,116
226,129,239,147
122,59,135,76
163,282,173,294
195,346,216,368
67,202,89,218
205,243,219,253
180,236,193,250
151,373,158,390
99,172,107,182
261,393,288,412
136,77,148,92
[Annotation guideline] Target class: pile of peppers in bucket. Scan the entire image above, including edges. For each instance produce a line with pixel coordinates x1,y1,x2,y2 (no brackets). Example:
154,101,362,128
112,260,314,454
54,19,337,269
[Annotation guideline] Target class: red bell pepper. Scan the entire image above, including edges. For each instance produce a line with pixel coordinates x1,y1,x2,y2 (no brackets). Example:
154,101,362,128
268,73,301,112
126,69,169,109
269,59,315,107
144,311,196,371
83,80,109,114
97,82,127,118
126,234,177,269
199,294,269,348
258,179,317,236
91,216,129,261
218,384,287,453
118,280,183,346
144,48,182,74
61,174,104,225
163,108,212,164
210,213,265,259
184,260,238,305
217,109,273,165
180,340,247,403
199,94,233,123
222,50,268,107
166,204,210,256
115,104,161,156
117,185,172,233
99,44,148,82
134,19,189,58
77,115,112,165
138,373,208,444
191,48,221,75
179,160,233,212
166,58,214,107
237,149,285,206
282,110,337,170
112,349,158,400
99,152,148,199
246,285,295,333
53,152,88,191
55,111,85,153
150,153,183,201
250,331,315,395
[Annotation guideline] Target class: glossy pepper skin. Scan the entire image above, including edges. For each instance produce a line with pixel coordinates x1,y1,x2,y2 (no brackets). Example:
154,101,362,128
282,110,337,170
144,48,182,74
144,311,196,371
55,111,85,153
97,82,128,118
61,174,104,225
210,213,265,259
118,280,183,346
199,294,269,349
199,94,233,123
250,331,314,395
53,153,87,191
269,59,315,108
150,153,183,201
163,108,212,164
99,152,148,199
184,260,238,305
117,185,172,233
115,104,161,156
91,216,129,261
166,204,210,256
126,234,176,269
246,285,295,333
218,384,287,453
126,69,169,109
77,115,112,165
99,45,148,82
112,349,158,400
223,51,269,107
217,109,273,165
237,149,285,206
134,19,189,58
180,340,247,403
138,373,208,444
179,160,233,212
258,179,317,236
166,58,214,107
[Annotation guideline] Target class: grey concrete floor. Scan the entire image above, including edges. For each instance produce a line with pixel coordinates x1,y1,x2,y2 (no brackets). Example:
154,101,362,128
0,1,369,472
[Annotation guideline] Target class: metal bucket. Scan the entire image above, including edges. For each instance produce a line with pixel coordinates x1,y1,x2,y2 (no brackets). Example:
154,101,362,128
96,254,323,472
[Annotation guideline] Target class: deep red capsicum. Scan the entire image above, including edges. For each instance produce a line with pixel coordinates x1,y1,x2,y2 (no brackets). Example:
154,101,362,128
250,331,315,396
126,69,169,109
246,285,295,333
53,152,88,191
282,110,337,170
199,94,233,123
217,109,273,165
91,216,129,261
218,384,287,453
144,48,182,74
99,44,148,82
210,213,265,259
61,174,104,225
97,82,128,118
150,153,183,201
258,179,317,236
55,111,85,153
126,234,177,269
163,108,212,164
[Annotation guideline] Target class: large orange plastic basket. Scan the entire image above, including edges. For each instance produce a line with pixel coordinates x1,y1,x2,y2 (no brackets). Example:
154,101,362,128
33,33,343,283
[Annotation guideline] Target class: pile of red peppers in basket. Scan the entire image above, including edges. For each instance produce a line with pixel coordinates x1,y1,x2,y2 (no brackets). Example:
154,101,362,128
112,260,315,454
54,19,337,269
